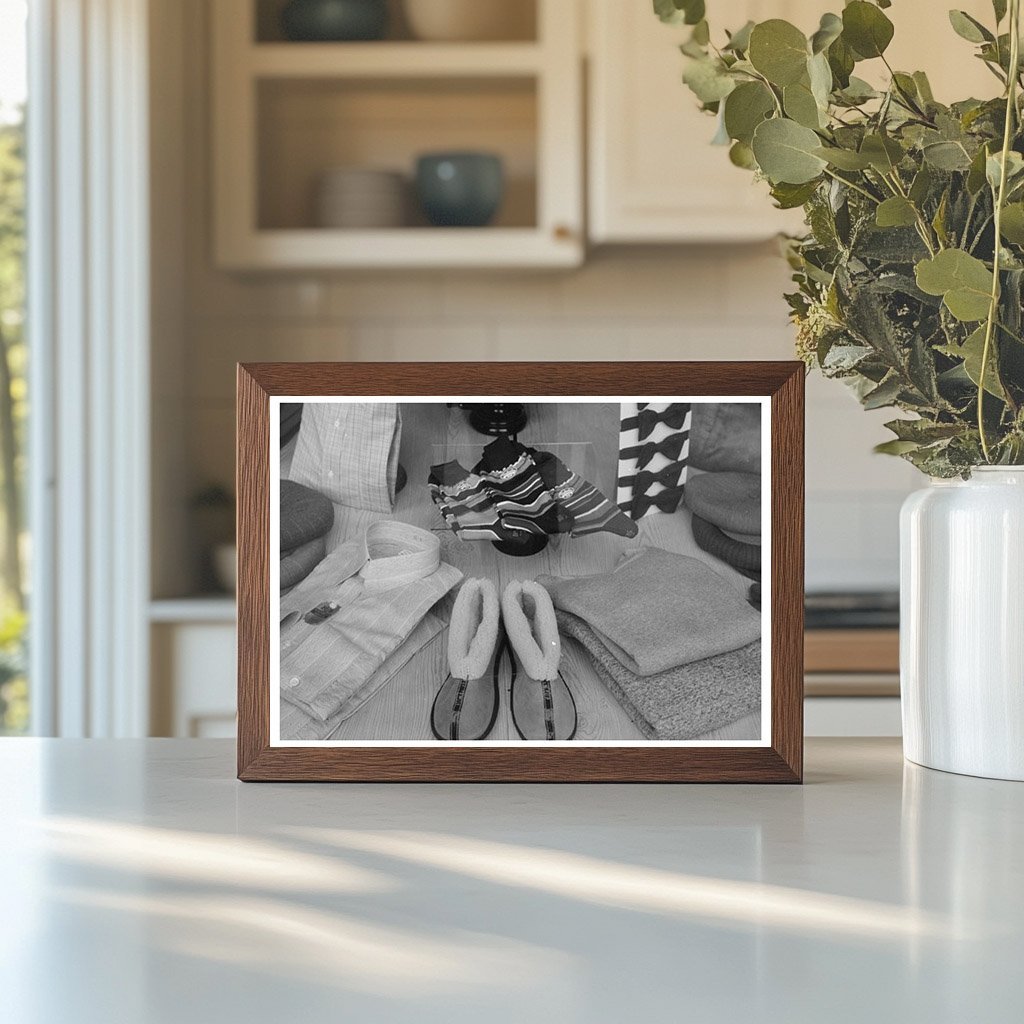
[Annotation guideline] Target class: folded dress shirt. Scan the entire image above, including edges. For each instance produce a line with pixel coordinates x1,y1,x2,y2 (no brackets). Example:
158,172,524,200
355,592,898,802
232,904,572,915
289,402,403,513
280,522,462,722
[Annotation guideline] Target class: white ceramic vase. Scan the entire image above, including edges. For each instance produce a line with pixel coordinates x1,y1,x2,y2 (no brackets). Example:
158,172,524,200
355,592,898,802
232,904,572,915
900,467,1024,781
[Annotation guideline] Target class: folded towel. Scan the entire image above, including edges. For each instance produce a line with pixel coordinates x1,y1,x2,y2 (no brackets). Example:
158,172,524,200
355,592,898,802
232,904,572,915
538,546,760,676
557,610,761,740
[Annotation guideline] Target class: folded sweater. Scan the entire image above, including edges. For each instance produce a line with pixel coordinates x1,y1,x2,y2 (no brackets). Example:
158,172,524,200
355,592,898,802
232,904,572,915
538,546,761,676
557,610,761,740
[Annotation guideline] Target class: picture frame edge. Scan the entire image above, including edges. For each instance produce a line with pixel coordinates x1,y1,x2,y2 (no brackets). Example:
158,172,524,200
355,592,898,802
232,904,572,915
236,361,805,783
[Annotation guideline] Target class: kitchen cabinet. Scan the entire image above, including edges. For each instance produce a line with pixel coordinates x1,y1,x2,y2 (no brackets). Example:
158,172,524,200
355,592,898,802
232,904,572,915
211,0,583,269
586,0,998,244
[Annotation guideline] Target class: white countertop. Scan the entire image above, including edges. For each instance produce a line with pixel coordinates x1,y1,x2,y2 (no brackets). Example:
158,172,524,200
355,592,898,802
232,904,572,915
1,738,1020,1023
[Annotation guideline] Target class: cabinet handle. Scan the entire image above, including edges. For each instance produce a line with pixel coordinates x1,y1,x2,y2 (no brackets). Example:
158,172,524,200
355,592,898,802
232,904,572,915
553,224,574,241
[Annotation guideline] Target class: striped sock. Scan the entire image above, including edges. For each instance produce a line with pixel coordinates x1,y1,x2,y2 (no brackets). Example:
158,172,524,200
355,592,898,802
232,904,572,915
532,449,638,539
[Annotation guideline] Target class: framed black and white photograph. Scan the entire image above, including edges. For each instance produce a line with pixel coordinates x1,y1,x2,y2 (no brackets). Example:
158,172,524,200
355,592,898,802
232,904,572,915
237,362,804,782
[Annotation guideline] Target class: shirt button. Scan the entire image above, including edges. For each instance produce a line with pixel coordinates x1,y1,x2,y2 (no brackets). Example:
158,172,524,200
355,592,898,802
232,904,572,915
288,677,299,689
328,470,334,478
334,419,340,428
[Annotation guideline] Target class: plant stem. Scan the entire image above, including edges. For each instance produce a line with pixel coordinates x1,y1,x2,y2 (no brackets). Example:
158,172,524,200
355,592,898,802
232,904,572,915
979,0,1021,462
822,167,881,205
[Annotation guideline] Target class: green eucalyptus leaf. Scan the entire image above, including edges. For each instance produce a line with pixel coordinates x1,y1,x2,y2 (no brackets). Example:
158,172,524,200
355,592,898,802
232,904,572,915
653,0,705,26
729,140,758,169
875,439,922,455
837,76,879,104
862,374,903,409
986,150,1024,190
909,164,934,205
967,144,992,194
751,117,828,184
683,57,736,104
810,12,843,54
993,0,1008,23
691,19,710,45
922,140,972,171
814,146,872,170
876,196,918,228
827,35,856,88
842,1,895,59
1000,203,1024,244
861,133,904,173
808,52,833,108
913,71,935,104
748,20,809,86
948,10,994,44
938,325,1006,397
724,81,775,144
915,249,994,321
724,20,755,53
784,80,824,129
771,179,820,209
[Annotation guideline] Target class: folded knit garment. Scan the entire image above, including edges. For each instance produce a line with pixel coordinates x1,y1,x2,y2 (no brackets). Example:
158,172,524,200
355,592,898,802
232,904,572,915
538,546,760,676
557,610,761,740
684,471,761,537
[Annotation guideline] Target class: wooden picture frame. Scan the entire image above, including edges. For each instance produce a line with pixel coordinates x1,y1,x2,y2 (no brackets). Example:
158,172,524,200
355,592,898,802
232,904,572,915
237,362,804,782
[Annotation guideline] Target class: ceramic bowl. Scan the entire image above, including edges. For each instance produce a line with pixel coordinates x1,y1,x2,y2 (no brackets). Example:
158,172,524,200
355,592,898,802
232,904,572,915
281,0,388,42
403,0,534,42
315,168,408,228
415,152,504,228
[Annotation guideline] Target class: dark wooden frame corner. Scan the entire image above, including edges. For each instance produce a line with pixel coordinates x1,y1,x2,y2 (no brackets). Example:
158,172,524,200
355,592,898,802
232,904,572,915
237,362,804,782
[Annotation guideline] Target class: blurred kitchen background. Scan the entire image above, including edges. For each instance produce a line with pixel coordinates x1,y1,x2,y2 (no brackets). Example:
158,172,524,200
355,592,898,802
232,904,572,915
1,0,997,739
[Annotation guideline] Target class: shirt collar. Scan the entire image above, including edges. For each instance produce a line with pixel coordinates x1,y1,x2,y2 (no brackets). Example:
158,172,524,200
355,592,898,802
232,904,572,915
358,521,441,591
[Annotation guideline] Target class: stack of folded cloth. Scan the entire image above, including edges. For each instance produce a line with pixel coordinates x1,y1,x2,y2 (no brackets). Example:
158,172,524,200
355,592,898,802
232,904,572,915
280,480,335,590
685,471,761,581
538,547,761,740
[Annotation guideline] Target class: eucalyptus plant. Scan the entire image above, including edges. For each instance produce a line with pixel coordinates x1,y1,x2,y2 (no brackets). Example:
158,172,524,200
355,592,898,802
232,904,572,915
657,0,1024,475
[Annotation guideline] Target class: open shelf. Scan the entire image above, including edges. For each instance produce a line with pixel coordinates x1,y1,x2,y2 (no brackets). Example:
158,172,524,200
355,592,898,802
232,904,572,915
212,0,582,268
249,41,544,77
254,0,539,44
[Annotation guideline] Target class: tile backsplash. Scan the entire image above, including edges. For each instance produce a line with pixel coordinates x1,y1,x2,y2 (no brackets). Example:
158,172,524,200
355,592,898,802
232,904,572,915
182,246,916,592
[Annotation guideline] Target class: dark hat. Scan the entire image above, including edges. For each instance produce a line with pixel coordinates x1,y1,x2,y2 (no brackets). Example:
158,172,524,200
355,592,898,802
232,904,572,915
685,471,760,538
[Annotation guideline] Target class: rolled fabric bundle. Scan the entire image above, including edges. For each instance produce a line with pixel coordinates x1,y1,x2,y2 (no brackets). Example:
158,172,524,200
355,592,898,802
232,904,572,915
280,479,335,553
281,535,327,591
691,514,761,580
290,402,403,512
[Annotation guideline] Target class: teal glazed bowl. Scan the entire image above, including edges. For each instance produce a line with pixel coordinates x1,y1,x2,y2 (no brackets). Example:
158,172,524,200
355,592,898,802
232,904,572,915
415,152,505,227
281,0,388,42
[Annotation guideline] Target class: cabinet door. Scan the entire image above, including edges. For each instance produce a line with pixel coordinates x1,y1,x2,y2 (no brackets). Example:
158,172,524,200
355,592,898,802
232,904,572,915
588,0,810,243
588,0,995,244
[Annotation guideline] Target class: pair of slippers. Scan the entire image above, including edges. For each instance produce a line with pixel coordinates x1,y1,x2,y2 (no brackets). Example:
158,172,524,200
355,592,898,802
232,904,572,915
432,579,577,741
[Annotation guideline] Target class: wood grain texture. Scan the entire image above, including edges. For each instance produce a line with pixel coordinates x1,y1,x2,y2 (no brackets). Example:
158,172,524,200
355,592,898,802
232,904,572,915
237,361,804,783
804,629,899,674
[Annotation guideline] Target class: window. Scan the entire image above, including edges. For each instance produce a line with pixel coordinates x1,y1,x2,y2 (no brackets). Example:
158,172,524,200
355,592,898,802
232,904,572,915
0,0,28,734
